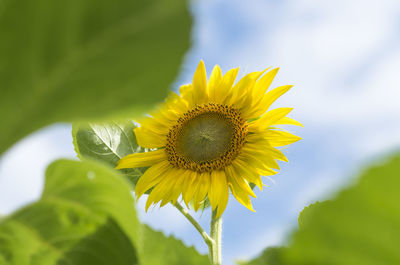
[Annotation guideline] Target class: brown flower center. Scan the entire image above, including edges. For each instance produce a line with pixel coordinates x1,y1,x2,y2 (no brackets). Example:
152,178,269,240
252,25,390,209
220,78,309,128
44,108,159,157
165,103,248,172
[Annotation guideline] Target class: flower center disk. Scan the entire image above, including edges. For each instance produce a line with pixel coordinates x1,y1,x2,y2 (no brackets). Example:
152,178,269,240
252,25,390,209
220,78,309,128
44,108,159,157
166,103,248,172
178,113,233,162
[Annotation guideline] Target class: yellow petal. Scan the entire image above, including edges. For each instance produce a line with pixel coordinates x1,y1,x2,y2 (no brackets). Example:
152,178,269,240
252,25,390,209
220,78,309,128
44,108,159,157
156,167,186,207
164,91,190,116
247,131,300,147
145,168,177,211
250,85,292,117
228,69,270,118
182,171,199,207
176,170,194,206
180,84,195,109
253,68,279,97
229,166,256,198
166,169,188,206
134,127,166,148
244,143,288,162
138,116,170,135
232,159,263,191
273,117,303,127
225,166,255,212
264,130,302,147
193,172,211,211
157,171,183,207
192,60,208,104
143,91,186,128
135,161,171,197
208,170,229,217
228,72,258,108
208,65,222,102
214,67,239,104
249,107,293,131
241,146,281,169
116,149,166,169
150,105,179,125
238,150,280,172
262,85,293,109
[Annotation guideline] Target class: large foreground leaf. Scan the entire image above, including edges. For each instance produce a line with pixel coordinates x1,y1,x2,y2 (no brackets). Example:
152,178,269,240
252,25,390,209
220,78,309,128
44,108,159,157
0,204,138,265
42,159,141,245
0,159,140,265
285,155,400,265
243,155,400,265
297,201,325,229
0,0,191,154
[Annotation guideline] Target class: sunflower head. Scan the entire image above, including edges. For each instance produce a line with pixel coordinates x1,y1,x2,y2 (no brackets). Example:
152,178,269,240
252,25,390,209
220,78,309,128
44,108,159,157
117,60,302,217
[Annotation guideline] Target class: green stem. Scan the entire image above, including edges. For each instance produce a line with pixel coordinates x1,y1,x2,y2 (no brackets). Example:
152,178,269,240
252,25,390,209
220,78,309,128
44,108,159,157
174,202,213,247
173,203,223,264
210,209,222,265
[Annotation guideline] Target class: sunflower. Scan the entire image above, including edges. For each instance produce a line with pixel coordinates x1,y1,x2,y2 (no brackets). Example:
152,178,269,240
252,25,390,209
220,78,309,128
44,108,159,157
116,60,301,217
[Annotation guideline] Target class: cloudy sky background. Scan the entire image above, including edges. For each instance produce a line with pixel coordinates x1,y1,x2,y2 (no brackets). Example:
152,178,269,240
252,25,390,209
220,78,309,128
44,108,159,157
1,0,400,264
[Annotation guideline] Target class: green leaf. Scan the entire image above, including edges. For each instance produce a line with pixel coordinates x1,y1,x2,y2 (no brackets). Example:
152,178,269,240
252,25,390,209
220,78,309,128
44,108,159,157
297,201,325,229
72,120,145,185
0,254,9,265
73,120,141,164
0,0,192,154
43,159,141,244
285,155,400,265
0,159,141,265
0,203,138,265
236,247,285,265
141,225,210,265
244,155,400,265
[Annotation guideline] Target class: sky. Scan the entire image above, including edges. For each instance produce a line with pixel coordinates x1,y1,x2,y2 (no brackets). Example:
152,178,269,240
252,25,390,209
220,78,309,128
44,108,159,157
1,0,400,264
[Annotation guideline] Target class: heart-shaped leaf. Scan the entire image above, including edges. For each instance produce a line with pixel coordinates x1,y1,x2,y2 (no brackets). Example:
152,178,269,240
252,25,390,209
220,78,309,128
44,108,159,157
72,120,145,185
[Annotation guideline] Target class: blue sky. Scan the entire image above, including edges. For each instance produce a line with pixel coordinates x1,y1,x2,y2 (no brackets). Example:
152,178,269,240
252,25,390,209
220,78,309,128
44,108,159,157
1,0,400,264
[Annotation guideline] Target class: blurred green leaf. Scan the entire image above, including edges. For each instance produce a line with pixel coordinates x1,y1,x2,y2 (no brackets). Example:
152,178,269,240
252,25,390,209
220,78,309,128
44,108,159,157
0,255,8,265
0,205,138,265
286,155,400,265
244,155,400,265
237,247,285,265
72,120,145,185
141,225,210,265
297,201,325,229
42,159,141,244
0,159,140,265
0,0,192,154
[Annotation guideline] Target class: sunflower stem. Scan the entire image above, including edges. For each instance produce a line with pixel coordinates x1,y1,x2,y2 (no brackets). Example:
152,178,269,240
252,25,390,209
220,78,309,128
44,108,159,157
210,209,222,265
174,202,214,247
